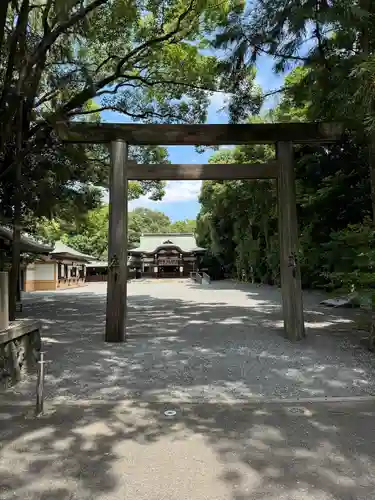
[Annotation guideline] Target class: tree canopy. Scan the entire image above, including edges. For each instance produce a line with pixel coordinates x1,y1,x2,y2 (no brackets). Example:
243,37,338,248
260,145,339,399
0,0,255,317
0,0,257,229
215,0,374,125
35,206,197,259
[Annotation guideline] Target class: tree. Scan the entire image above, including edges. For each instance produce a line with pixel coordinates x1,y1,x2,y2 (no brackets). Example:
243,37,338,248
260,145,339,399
196,105,372,289
1,0,256,318
215,0,375,204
36,206,197,258
212,1,375,349
128,208,171,249
197,138,277,282
169,219,196,233
1,0,251,179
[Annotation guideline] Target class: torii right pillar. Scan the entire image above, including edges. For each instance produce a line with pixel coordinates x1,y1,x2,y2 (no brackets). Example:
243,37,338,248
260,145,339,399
277,141,305,341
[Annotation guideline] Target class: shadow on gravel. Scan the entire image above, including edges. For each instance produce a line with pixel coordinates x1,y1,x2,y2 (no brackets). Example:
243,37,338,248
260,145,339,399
0,400,375,500
2,286,374,404
1,284,375,499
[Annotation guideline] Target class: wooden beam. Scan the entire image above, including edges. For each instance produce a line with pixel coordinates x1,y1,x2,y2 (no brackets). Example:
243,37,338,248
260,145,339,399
277,141,305,341
56,122,344,145
127,161,279,180
105,140,128,343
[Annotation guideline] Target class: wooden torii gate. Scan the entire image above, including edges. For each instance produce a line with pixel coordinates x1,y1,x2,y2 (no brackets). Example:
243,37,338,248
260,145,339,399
57,122,343,343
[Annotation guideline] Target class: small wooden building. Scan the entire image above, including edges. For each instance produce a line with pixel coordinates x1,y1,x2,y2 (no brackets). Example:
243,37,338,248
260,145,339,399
86,261,138,282
0,228,93,292
25,241,92,291
85,260,109,282
0,225,53,291
128,233,206,278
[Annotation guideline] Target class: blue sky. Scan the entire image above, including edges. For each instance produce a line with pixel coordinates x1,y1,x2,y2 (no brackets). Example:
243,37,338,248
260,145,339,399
102,55,284,222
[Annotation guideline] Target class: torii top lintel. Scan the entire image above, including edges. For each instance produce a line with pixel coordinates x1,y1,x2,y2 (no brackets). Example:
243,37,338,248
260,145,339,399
55,122,344,146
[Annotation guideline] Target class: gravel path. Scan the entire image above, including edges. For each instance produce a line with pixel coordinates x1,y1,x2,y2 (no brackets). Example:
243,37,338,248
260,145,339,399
5,279,375,404
2,399,375,500
2,281,375,500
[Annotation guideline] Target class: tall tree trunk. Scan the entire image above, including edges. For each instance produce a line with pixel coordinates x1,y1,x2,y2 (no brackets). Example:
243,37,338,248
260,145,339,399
8,101,23,322
0,0,10,57
9,198,21,322
368,136,375,351
360,0,375,350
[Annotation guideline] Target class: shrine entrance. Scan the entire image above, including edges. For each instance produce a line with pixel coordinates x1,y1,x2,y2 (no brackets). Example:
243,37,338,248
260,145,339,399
158,266,179,278
127,232,205,279
56,122,343,343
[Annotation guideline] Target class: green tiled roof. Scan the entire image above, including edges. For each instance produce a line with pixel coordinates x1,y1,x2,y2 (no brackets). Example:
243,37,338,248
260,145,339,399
51,241,93,261
129,233,205,254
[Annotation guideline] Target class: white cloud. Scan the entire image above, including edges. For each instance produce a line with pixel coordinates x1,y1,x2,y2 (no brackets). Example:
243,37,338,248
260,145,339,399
128,180,201,209
161,180,202,202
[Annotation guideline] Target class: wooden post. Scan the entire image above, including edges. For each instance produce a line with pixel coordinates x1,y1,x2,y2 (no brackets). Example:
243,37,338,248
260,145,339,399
277,141,305,341
0,271,9,330
35,351,45,416
105,139,128,342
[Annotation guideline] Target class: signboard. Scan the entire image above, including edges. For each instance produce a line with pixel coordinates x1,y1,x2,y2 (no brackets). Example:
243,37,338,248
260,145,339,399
158,257,179,266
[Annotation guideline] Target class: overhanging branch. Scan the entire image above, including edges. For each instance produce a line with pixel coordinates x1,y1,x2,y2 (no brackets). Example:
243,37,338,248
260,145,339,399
30,0,200,134
67,105,183,121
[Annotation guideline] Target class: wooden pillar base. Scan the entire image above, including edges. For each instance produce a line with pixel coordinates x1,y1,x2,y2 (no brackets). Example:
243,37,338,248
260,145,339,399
277,141,305,341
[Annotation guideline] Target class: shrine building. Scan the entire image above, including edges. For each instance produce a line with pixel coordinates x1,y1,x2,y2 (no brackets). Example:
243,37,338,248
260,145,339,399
128,233,206,278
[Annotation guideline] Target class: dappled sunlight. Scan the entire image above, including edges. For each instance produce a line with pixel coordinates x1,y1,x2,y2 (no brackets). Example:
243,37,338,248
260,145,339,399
304,309,325,315
217,317,248,325
265,317,355,330
2,281,375,498
308,419,339,432
43,336,67,344
8,280,375,405
304,317,355,329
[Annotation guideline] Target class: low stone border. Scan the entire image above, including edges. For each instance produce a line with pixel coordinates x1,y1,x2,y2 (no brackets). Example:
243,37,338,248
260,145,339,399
0,319,41,389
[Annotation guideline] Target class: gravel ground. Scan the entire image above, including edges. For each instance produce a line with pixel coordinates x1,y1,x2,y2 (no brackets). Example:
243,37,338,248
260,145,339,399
2,281,375,500
1,399,375,500
4,279,375,405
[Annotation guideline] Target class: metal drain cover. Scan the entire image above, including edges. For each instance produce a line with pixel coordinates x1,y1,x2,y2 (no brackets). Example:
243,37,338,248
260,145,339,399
164,410,177,417
287,407,305,414
286,406,313,416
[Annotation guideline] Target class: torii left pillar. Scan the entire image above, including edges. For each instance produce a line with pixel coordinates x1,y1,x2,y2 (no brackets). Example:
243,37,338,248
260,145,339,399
105,139,128,342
